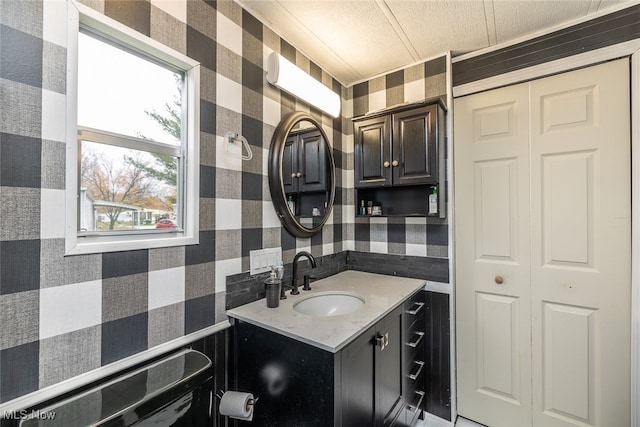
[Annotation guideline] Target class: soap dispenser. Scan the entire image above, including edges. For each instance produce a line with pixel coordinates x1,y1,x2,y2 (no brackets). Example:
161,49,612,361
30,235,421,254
264,270,281,308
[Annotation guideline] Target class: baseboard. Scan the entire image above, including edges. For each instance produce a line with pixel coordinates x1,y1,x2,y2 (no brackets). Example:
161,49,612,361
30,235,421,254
423,411,454,427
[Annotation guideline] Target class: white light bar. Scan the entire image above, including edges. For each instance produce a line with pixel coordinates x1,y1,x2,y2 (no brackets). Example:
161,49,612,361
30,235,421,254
266,52,341,118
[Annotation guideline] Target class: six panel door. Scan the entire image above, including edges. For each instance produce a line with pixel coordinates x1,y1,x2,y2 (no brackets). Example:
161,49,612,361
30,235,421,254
454,59,631,427
529,59,631,427
455,82,533,427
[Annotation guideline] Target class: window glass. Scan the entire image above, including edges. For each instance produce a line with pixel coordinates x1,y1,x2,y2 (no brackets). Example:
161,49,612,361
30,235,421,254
79,140,179,232
77,31,185,235
77,31,182,146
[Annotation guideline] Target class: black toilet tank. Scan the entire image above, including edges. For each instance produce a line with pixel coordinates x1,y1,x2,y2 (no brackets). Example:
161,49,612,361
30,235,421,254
18,349,213,427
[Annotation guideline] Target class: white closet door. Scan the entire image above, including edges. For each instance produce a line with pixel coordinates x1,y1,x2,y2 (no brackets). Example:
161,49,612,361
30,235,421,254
455,59,631,427
455,83,533,427
529,59,631,427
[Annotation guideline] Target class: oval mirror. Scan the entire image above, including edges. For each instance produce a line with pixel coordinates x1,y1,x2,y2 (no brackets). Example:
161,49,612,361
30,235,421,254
268,112,335,238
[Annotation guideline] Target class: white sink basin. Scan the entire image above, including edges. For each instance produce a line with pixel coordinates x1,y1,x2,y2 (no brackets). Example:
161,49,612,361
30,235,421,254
293,292,365,317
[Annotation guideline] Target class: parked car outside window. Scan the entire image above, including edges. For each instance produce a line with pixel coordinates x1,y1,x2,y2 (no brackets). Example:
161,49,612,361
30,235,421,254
155,219,177,229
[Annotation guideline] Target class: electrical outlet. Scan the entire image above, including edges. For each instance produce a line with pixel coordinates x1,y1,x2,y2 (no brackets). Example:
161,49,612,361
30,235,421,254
249,247,282,275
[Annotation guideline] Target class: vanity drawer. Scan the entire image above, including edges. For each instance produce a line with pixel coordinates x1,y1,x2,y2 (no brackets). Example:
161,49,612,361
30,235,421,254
400,290,426,426
404,291,425,323
405,292,425,331
405,310,425,358
404,343,425,396
397,385,425,427
405,389,426,426
405,331,425,363
406,357,426,385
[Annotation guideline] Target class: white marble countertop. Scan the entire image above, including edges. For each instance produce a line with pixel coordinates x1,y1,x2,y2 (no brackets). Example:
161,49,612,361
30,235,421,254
226,270,425,353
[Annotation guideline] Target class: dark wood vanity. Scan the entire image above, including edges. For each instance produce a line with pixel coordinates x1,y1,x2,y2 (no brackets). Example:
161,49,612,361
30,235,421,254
229,273,427,426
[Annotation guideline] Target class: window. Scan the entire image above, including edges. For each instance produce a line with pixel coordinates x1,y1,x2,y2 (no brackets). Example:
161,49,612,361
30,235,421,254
66,1,200,255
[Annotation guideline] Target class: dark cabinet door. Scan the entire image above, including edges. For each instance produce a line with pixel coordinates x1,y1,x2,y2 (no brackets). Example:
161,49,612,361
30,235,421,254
340,305,404,427
233,321,337,426
298,130,327,192
377,305,404,426
392,105,438,186
341,323,377,426
354,115,392,188
284,130,327,195
283,135,298,194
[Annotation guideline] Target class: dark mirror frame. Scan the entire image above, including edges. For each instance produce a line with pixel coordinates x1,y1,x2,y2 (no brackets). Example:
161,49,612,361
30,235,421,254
268,111,336,238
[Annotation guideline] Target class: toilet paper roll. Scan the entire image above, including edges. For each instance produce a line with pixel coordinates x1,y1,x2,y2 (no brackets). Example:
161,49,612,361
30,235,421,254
219,391,255,421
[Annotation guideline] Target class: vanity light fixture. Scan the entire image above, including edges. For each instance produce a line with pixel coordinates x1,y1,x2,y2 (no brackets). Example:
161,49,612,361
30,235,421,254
266,52,341,118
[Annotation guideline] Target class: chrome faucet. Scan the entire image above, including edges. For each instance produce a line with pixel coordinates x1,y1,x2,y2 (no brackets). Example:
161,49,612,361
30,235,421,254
290,251,317,295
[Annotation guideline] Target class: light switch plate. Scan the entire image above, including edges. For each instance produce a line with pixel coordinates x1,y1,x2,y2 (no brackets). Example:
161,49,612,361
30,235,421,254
249,247,282,276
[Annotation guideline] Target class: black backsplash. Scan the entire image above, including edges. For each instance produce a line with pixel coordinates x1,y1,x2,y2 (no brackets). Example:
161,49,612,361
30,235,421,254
347,251,449,283
226,251,449,309
226,252,349,309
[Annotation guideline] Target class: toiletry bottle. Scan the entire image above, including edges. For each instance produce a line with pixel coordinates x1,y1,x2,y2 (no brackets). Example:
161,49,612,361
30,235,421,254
360,200,366,216
287,195,295,214
367,201,373,215
429,186,438,215
264,270,281,308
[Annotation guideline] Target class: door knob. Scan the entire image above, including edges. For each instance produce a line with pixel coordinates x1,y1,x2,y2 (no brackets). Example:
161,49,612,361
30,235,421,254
392,160,399,167
383,161,390,168
495,275,504,285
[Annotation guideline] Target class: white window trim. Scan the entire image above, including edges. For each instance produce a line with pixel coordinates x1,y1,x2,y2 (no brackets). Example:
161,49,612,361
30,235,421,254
65,0,200,255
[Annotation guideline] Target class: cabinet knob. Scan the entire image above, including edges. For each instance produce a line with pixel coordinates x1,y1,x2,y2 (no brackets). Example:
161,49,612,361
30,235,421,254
495,275,505,285
295,172,302,178
291,173,296,178
383,161,390,168
392,160,399,167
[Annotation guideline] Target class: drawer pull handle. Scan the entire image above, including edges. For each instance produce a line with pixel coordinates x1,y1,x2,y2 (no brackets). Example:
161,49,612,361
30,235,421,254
407,302,424,315
407,331,424,348
407,390,425,413
408,360,425,380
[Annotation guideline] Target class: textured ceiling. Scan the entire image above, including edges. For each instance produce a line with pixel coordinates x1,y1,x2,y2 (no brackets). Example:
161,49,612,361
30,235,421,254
236,0,633,86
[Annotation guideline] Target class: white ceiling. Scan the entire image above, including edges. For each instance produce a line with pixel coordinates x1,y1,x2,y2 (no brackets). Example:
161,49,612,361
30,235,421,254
236,0,634,86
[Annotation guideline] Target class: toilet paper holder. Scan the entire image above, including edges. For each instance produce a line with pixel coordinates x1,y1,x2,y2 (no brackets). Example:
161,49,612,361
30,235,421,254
216,390,259,407
216,390,259,421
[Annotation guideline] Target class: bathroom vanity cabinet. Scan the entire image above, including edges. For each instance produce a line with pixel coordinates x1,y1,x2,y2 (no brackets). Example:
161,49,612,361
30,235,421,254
231,290,426,426
353,100,446,217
